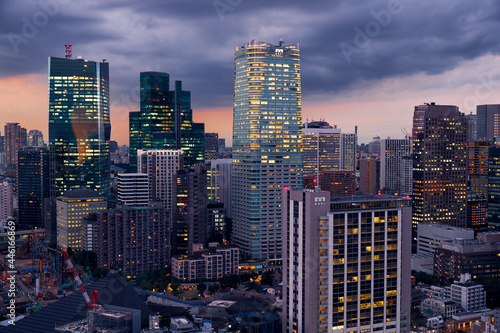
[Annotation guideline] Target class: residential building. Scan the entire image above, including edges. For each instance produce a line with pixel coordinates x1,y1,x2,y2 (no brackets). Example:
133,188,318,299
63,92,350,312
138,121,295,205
380,137,412,194
27,129,44,146
232,40,303,259
207,202,226,240
4,122,26,167
172,164,208,256
0,180,12,219
129,72,204,170
137,149,183,209
117,173,149,207
80,214,98,252
412,103,468,243
48,57,111,196
282,189,412,333
400,156,413,196
302,120,341,181
17,146,55,229
477,104,500,139
97,206,169,277
56,190,107,250
420,298,461,318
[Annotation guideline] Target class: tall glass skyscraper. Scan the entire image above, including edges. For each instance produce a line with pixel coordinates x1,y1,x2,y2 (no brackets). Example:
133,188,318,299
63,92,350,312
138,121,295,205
232,40,303,259
129,72,205,171
48,57,111,196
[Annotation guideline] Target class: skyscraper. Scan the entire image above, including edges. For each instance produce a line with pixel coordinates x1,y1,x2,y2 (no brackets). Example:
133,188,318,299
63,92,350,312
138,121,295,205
17,146,55,229
129,72,204,170
302,120,342,181
48,57,111,196
204,133,219,160
282,189,412,333
412,104,467,241
232,40,302,259
341,132,357,171
477,104,500,139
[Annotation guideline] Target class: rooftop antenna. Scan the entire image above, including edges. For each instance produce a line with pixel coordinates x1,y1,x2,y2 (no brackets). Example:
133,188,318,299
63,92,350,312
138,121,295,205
65,45,72,59
279,37,284,47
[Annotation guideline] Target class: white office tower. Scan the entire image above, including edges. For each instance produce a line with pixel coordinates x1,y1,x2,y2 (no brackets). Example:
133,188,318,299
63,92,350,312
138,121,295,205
117,173,149,207
137,149,183,209
380,138,412,195
282,189,412,333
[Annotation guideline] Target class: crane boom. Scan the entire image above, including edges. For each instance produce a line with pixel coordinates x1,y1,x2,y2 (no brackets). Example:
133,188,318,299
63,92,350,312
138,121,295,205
61,250,91,307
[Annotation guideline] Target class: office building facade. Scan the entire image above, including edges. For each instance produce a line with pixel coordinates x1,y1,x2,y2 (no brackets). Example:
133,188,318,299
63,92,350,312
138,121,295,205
477,104,500,139
380,138,412,194
56,190,107,250
302,121,341,180
117,173,149,207
48,57,111,196
412,104,468,241
205,133,219,160
232,40,302,259
341,133,357,171
129,72,204,170
0,180,12,219
282,189,412,333
4,122,26,167
318,170,356,196
207,159,232,218
17,146,55,229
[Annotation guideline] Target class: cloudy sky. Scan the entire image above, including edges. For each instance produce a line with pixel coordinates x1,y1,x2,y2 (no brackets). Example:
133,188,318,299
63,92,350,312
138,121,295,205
1,0,500,145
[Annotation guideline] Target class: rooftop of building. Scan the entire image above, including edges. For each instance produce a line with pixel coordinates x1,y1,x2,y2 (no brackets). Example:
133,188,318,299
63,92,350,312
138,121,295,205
419,223,474,233
58,189,104,200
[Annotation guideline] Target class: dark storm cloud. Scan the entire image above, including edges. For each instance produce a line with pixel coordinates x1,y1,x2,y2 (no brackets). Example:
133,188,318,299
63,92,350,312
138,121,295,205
1,0,500,110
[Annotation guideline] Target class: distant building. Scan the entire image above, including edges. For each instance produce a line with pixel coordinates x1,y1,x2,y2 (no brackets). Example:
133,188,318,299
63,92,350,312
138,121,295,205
468,140,491,232
218,138,225,157
318,170,355,196
302,121,341,180
207,202,226,239
0,180,12,219
80,214,98,252
359,156,380,194
477,104,500,139
204,133,219,160
434,234,500,283
97,206,169,277
17,146,55,229
27,129,44,146
412,103,468,244
417,223,474,256
206,159,232,218
487,144,500,230
466,112,477,142
56,190,107,250
380,137,412,194
228,312,280,332
341,132,357,171
4,122,26,167
117,173,149,207
172,244,239,281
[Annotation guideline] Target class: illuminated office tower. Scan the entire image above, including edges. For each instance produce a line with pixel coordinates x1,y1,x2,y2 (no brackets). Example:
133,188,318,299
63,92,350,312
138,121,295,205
207,159,232,218
48,57,111,196
232,40,302,259
302,120,341,181
380,137,412,194
28,129,44,146
129,72,204,170
477,104,500,139
282,189,412,333
412,103,467,242
467,139,490,231
341,132,357,171
4,122,26,167
205,133,219,160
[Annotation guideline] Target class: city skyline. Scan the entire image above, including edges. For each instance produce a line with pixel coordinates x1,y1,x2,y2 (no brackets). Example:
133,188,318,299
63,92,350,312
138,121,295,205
2,1,500,145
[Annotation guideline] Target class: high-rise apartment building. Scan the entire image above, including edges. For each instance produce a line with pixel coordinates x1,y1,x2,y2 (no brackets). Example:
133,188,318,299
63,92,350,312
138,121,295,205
172,164,208,256
28,129,44,146
302,121,341,181
341,132,357,171
232,40,303,259
0,180,13,219
4,122,26,167
97,206,169,277
412,104,467,241
477,104,500,139
56,190,107,250
487,145,500,230
380,137,412,194
48,57,111,196
282,189,412,333
17,146,55,229
467,139,490,231
129,72,204,170
117,173,149,207
137,149,183,209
